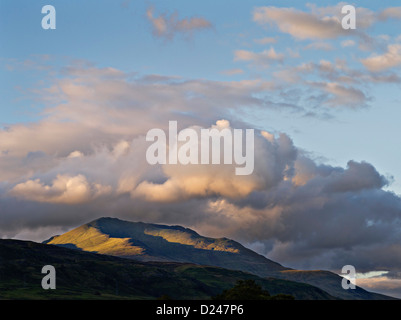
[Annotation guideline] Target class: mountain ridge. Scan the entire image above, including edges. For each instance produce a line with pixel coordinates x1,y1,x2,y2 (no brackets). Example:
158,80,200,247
44,217,395,300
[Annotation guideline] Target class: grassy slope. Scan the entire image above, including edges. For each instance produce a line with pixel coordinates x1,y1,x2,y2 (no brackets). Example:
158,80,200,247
0,239,334,300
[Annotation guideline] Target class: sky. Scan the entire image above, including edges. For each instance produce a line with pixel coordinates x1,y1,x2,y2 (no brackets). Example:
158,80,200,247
2,0,401,298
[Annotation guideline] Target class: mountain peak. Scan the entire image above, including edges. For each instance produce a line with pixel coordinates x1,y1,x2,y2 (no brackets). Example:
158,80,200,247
45,216,286,271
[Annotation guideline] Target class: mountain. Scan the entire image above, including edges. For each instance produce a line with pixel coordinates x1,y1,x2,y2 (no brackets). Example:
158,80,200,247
44,217,394,300
0,239,334,300
44,217,286,274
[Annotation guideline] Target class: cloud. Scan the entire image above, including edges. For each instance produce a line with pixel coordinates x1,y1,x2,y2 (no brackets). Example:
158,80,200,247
323,160,388,193
146,6,212,40
234,47,284,67
252,6,347,40
356,276,401,299
133,121,296,202
270,56,399,108
0,65,279,162
315,82,368,108
10,174,112,204
361,44,401,72
252,4,401,43
378,7,401,20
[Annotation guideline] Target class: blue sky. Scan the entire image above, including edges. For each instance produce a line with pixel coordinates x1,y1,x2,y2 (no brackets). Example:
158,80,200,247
2,0,401,297
1,0,401,193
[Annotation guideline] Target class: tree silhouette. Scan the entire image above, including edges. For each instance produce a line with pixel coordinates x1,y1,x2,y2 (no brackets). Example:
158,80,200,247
212,279,294,300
